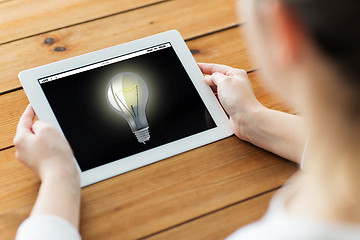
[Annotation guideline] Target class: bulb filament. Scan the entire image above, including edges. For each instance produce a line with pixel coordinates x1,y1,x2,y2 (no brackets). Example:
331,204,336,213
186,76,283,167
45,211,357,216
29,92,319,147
114,84,139,118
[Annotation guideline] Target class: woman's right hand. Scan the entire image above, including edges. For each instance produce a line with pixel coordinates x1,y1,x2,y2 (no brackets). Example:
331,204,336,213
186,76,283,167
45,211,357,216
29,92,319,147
198,63,265,141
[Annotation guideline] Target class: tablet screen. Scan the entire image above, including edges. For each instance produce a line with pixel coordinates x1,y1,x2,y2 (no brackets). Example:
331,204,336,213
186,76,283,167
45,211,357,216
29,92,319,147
38,43,216,171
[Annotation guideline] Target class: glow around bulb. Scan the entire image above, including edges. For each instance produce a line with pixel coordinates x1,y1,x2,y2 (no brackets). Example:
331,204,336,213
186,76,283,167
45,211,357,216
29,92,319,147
106,72,150,144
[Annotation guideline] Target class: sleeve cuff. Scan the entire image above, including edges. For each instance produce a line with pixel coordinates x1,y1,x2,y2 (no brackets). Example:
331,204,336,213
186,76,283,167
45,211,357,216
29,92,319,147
16,215,81,240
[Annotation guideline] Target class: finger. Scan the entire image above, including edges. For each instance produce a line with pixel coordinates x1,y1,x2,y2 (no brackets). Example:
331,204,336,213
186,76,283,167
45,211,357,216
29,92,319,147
211,72,229,86
205,73,228,86
204,75,216,86
226,68,248,78
198,63,248,78
198,63,234,75
14,105,34,146
32,120,52,134
16,104,35,135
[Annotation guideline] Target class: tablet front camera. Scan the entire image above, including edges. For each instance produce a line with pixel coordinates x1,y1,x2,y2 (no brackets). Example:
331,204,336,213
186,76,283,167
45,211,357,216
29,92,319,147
106,72,150,144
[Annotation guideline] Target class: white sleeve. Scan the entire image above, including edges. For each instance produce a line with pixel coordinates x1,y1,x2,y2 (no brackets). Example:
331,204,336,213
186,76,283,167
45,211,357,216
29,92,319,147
15,215,81,240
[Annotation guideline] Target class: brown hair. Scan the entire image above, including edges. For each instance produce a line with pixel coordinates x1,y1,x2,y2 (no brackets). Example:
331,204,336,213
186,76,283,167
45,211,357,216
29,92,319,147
282,0,360,116
282,1,359,82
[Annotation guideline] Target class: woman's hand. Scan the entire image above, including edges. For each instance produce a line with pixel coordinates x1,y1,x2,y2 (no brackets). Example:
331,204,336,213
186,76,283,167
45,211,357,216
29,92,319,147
14,105,79,182
14,105,81,228
198,63,264,141
198,63,306,164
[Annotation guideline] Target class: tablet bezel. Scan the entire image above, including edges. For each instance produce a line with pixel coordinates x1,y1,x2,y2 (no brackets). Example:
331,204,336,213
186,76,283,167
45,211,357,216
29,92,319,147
19,30,233,187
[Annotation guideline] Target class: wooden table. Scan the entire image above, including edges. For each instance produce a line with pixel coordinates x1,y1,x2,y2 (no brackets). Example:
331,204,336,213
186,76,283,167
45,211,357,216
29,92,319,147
0,0,298,239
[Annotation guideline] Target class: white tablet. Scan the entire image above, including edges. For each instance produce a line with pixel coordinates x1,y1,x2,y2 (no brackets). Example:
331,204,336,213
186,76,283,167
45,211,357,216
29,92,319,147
19,30,233,187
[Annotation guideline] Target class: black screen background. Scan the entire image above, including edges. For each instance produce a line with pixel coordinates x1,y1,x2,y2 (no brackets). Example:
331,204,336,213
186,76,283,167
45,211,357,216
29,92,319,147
40,46,216,171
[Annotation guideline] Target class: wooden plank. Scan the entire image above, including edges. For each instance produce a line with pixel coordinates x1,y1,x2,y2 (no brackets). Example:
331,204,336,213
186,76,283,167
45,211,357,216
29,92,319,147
188,27,254,72
0,138,297,240
0,0,164,44
0,70,292,151
146,191,275,240
0,0,239,94
0,90,28,149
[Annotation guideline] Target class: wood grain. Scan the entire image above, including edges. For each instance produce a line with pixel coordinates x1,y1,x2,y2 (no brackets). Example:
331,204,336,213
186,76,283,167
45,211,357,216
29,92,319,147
0,90,29,149
146,191,275,240
0,0,239,94
0,0,164,44
0,137,296,240
0,147,39,240
188,27,255,72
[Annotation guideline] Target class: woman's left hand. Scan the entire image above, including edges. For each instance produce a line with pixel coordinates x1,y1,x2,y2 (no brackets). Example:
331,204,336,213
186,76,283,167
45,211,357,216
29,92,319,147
14,104,79,182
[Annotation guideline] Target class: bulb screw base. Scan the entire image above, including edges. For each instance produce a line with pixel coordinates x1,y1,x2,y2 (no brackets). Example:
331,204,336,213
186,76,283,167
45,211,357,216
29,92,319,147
134,127,150,144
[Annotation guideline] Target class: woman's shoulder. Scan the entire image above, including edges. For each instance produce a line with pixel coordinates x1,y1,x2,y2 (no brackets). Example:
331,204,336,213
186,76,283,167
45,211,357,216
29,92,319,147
226,178,360,240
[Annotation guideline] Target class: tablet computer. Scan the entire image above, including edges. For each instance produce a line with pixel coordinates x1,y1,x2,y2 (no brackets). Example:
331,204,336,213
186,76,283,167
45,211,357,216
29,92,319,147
19,30,233,187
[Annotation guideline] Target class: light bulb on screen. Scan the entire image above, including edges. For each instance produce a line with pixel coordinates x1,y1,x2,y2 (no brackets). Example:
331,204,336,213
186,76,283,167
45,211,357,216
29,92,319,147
106,72,150,144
